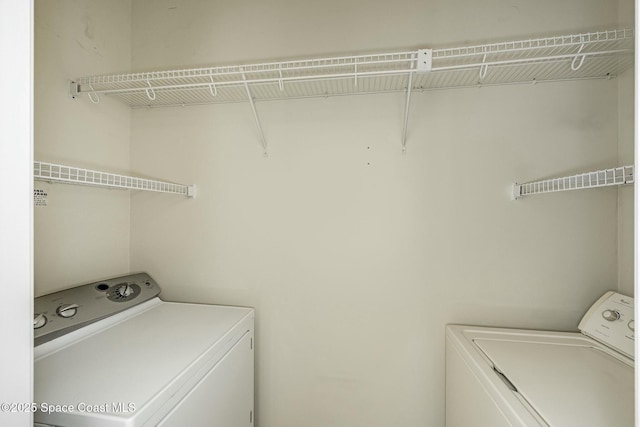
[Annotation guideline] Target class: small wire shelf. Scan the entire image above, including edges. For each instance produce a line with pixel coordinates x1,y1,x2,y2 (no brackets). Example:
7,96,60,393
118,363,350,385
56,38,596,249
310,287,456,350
34,161,196,197
71,29,634,108
512,165,634,199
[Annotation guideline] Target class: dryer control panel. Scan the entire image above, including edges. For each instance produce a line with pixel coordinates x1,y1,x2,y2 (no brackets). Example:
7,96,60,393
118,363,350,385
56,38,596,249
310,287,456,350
34,272,160,346
579,291,634,360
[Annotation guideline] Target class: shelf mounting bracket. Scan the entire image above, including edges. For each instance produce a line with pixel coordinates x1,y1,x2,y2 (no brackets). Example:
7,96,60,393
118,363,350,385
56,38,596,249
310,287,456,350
69,81,80,99
401,71,414,154
402,49,431,154
242,70,268,157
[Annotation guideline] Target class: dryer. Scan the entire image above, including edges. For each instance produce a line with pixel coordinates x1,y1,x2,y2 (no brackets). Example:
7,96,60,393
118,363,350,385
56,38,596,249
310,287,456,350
33,273,254,427
445,292,634,427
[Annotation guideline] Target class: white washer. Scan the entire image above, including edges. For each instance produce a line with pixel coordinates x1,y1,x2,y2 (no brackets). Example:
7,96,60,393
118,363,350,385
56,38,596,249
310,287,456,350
446,292,634,427
33,273,254,427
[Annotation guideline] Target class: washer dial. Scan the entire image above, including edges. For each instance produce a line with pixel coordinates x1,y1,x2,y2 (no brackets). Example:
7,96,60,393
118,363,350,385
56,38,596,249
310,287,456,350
602,309,621,321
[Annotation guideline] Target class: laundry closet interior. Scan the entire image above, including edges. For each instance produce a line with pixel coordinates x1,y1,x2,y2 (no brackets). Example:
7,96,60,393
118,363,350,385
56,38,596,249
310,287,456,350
34,0,635,426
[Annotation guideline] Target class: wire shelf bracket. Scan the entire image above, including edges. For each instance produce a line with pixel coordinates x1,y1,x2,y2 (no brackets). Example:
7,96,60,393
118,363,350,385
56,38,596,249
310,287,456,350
34,161,196,198
242,70,268,156
512,165,634,200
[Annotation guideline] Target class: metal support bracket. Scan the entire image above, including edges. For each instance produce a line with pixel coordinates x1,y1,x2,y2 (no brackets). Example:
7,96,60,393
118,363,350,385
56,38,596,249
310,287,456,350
401,71,414,154
69,81,80,99
401,49,431,153
241,71,268,157
417,49,433,72
511,183,522,200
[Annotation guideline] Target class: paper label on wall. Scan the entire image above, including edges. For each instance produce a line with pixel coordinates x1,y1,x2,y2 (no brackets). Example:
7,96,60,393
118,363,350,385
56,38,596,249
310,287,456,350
34,188,48,207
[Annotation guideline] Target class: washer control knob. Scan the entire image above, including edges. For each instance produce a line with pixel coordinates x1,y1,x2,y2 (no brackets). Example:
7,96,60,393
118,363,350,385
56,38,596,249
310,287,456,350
116,284,134,298
602,309,621,322
628,320,635,331
33,313,47,329
56,304,79,318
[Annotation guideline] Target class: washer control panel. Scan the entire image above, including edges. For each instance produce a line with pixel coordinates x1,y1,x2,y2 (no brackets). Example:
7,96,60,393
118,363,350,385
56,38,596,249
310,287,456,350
34,272,160,346
578,291,634,359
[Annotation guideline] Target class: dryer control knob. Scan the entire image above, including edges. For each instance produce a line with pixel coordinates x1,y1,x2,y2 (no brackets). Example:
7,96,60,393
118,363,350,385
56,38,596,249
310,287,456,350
628,320,634,331
602,309,621,321
33,313,47,329
116,284,134,298
56,304,79,318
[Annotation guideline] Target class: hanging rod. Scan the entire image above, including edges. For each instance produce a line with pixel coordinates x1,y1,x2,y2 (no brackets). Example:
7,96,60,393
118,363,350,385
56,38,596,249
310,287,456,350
34,161,196,198
512,165,634,200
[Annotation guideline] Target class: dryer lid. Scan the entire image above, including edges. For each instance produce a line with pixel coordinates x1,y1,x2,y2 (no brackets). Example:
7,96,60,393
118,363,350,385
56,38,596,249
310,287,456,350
475,338,634,427
34,300,254,427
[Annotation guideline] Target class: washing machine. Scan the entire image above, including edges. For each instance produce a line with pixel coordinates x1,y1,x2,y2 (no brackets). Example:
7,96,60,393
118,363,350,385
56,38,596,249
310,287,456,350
446,291,634,427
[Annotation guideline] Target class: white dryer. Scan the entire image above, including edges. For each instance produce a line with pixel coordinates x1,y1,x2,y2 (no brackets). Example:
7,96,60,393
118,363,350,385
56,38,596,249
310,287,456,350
33,273,254,427
446,292,634,427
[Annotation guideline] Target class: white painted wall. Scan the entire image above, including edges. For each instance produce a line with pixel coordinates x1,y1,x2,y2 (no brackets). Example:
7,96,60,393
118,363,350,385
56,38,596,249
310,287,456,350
34,0,132,295
127,1,633,426
0,0,33,425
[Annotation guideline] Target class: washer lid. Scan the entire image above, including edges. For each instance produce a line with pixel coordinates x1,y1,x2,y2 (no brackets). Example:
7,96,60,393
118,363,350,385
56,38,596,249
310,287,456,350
475,338,634,427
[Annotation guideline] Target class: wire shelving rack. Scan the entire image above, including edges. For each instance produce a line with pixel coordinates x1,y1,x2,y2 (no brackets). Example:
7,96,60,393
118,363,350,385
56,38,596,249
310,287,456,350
66,28,636,199
71,29,634,107
512,165,634,199
70,28,634,155
34,161,196,198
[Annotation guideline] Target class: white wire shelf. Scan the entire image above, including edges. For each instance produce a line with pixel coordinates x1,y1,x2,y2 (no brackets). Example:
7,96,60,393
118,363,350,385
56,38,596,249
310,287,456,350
71,28,633,108
34,161,196,198
512,165,634,200
70,28,633,154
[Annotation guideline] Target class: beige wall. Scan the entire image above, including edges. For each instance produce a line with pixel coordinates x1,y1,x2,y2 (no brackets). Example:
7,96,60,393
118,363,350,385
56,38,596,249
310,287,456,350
127,1,632,426
34,0,132,294
33,0,634,426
